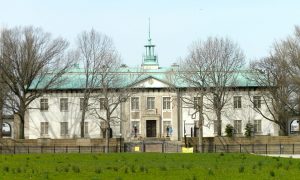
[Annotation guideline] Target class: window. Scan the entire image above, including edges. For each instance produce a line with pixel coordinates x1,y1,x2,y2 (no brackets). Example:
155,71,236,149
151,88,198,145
213,120,218,134
163,97,171,110
80,98,84,111
131,97,139,110
233,96,242,109
60,98,68,111
194,97,202,110
253,96,261,108
100,98,107,110
84,122,89,136
254,120,262,133
234,120,242,134
60,122,68,136
147,97,155,110
40,122,48,136
40,98,49,111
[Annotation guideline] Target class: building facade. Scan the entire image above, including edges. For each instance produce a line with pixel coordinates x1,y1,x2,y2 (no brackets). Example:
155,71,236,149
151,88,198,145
24,34,279,141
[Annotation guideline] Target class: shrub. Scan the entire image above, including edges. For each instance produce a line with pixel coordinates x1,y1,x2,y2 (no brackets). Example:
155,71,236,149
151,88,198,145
3,166,9,172
95,167,102,174
208,168,214,176
225,124,234,137
270,170,275,177
244,122,253,137
238,165,245,173
72,165,80,173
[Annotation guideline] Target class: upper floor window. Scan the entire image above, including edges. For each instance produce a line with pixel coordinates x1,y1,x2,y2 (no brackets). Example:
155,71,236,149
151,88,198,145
253,96,261,108
233,96,242,109
80,98,84,111
163,97,171,110
100,98,107,110
234,120,242,134
194,97,202,110
40,98,49,111
60,98,68,111
131,97,139,110
147,97,155,110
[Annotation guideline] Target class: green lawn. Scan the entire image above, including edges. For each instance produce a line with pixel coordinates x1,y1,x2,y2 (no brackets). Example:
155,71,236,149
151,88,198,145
0,153,299,179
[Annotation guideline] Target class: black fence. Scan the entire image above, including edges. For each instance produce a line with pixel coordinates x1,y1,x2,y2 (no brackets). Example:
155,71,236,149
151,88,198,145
1,143,300,154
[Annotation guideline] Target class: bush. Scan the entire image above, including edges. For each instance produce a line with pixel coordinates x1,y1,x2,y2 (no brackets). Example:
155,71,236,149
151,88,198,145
225,124,234,137
244,122,253,137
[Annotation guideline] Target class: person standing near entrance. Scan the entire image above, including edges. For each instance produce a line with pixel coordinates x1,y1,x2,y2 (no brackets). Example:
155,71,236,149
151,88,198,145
134,125,138,137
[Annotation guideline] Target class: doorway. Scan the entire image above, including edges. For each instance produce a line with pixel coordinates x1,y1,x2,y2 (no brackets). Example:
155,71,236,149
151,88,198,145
146,120,156,137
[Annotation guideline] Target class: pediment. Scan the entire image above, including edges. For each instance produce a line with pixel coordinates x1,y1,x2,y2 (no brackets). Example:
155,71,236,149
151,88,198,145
132,76,171,88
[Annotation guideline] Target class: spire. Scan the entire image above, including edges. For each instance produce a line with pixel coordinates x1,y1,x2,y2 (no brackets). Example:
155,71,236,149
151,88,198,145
148,18,151,44
142,18,159,69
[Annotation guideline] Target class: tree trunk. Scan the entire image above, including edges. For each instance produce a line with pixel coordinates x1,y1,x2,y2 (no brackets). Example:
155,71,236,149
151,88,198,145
198,95,204,153
105,126,110,153
217,110,222,136
80,110,86,138
198,114,203,153
0,102,3,139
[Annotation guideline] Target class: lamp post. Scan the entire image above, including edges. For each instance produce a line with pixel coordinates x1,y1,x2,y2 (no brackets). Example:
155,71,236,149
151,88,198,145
184,120,187,147
119,133,122,153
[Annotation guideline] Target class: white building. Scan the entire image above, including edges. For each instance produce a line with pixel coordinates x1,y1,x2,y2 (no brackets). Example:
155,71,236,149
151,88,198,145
24,34,278,141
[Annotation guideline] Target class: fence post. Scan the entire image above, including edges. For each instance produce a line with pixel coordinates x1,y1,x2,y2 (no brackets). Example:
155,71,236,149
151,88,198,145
279,144,281,154
28,146,29,154
14,145,15,154
91,146,93,153
177,144,179,152
265,144,267,154
252,144,254,153
41,146,43,153
66,146,68,153
293,144,295,154
226,144,229,153
54,145,56,153
240,144,241,153
79,146,80,153
215,144,216,153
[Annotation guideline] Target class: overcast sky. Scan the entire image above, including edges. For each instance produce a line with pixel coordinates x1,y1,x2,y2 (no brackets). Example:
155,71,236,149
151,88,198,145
1,0,300,67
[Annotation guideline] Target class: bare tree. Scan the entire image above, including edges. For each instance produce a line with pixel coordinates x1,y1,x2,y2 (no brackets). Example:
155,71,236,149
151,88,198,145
249,26,300,135
76,29,114,138
0,26,73,139
0,74,9,138
179,37,245,151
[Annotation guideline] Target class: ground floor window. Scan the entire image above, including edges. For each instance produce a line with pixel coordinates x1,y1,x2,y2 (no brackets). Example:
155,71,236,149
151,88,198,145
234,120,242,134
40,122,48,136
254,120,262,133
60,122,68,136
84,122,89,136
213,120,218,134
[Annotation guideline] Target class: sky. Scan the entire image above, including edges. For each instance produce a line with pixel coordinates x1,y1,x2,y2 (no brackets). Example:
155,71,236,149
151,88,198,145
0,0,300,67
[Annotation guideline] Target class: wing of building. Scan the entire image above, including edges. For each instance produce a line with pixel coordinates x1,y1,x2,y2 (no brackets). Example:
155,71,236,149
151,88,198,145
23,33,279,141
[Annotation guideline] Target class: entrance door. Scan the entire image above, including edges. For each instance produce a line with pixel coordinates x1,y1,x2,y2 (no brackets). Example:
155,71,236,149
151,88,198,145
146,120,156,137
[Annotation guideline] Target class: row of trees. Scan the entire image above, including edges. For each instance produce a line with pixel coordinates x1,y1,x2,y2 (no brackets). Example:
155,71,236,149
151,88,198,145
1,25,300,147
178,26,300,151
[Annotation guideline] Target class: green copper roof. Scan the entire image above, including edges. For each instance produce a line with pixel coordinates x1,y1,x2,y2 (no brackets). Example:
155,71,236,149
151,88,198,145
29,65,259,90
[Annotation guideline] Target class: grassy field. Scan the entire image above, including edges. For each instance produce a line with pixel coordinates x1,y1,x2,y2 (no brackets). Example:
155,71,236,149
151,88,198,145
0,153,300,179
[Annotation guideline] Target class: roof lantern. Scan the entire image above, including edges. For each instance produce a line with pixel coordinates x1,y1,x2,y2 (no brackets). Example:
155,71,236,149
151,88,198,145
142,18,159,70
